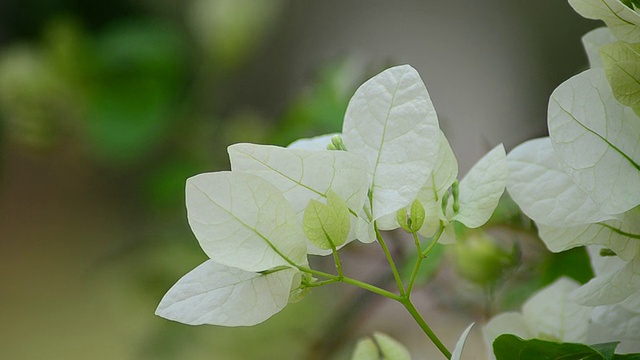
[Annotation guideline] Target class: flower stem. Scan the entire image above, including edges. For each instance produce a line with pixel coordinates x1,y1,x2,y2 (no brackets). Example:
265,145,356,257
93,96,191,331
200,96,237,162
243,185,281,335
407,224,444,294
330,243,344,278
421,223,445,257
399,297,451,359
406,231,423,295
297,266,401,301
375,224,406,296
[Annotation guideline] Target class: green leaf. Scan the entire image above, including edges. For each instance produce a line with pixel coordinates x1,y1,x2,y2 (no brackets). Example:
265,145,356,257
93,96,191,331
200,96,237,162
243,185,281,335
303,191,350,250
493,334,612,360
592,342,620,360
548,69,640,215
343,65,440,220
156,260,299,326
582,27,618,68
507,137,612,226
451,323,474,360
186,171,307,272
569,0,640,43
600,41,640,108
396,199,426,233
453,144,507,228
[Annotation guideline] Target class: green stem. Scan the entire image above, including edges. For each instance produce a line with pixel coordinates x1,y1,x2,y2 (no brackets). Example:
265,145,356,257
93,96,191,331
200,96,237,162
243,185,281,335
375,224,406,296
407,223,445,295
406,231,423,295
296,266,401,301
400,298,452,359
342,276,402,301
421,224,445,258
330,243,344,278
306,279,340,287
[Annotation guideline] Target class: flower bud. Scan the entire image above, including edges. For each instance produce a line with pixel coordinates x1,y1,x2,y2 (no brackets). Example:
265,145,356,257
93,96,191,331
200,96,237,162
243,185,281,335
330,134,348,151
453,232,516,285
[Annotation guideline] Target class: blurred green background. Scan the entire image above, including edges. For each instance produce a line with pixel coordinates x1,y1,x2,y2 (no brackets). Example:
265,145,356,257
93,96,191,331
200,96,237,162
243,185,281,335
0,1,599,359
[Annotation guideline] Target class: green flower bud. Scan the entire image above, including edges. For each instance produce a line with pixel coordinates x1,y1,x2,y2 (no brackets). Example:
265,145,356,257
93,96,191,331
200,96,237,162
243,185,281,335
289,272,313,303
441,191,449,214
409,199,425,232
452,179,460,213
599,248,617,257
396,200,426,233
453,232,515,285
397,208,412,233
330,134,348,151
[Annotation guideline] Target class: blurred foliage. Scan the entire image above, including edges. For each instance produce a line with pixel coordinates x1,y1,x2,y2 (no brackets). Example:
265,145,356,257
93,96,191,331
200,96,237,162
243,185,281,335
274,59,365,145
187,0,285,70
0,2,369,359
85,20,186,164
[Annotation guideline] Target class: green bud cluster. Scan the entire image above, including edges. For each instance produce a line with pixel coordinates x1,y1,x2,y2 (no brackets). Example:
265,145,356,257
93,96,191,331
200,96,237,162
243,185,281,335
396,199,426,233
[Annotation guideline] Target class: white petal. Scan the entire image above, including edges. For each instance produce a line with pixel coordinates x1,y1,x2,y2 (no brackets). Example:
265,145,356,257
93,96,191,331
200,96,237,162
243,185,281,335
451,323,474,360
418,131,458,237
287,133,338,150
587,245,627,276
228,144,369,254
572,256,640,306
569,0,640,42
538,208,640,260
523,277,591,343
548,69,640,215
453,144,507,228
482,312,530,356
581,27,617,68
187,171,306,272
507,137,610,226
589,301,640,353
351,337,378,360
373,332,412,360
156,260,299,326
343,65,440,220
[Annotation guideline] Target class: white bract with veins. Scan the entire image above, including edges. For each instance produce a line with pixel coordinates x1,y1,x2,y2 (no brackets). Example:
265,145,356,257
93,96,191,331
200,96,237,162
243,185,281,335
483,278,592,356
500,0,640,355
342,65,440,221
507,17,640,308
569,0,640,43
156,64,507,360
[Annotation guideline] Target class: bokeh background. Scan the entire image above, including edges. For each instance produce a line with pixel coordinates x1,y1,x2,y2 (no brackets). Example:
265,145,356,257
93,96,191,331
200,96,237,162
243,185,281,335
0,1,600,359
